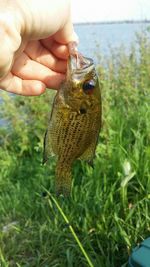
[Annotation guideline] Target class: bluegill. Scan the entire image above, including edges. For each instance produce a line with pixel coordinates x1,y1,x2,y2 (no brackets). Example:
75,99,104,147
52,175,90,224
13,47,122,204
43,49,102,196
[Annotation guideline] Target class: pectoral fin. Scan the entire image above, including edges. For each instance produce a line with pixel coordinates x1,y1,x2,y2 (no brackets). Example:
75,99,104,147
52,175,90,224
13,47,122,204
79,140,97,162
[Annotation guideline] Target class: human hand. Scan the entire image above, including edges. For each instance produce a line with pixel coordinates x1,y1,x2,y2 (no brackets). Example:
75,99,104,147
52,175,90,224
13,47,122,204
0,0,78,96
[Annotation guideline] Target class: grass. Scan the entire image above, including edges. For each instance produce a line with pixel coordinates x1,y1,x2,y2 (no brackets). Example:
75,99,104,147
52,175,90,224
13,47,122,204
0,29,150,267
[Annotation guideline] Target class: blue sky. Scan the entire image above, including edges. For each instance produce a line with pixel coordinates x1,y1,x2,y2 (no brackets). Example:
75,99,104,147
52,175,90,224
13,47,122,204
71,0,150,23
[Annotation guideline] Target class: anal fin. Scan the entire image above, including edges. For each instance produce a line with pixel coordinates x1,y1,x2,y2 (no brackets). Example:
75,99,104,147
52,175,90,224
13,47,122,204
79,140,97,162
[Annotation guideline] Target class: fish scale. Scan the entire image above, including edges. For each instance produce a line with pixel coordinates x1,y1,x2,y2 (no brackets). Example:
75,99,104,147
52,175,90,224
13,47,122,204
62,115,88,158
43,54,101,196
59,112,91,160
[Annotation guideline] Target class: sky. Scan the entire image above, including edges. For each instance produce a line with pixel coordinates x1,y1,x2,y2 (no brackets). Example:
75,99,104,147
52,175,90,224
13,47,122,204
71,0,150,23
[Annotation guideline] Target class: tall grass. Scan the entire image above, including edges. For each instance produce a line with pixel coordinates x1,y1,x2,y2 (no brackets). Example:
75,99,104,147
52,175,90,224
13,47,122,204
0,29,150,267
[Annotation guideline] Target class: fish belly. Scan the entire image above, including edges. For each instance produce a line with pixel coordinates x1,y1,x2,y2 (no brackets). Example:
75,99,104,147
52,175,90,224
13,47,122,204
50,108,100,162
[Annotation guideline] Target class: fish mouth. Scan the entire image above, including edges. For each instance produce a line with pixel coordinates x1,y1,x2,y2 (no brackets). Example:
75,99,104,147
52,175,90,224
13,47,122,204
68,54,94,74
68,42,94,74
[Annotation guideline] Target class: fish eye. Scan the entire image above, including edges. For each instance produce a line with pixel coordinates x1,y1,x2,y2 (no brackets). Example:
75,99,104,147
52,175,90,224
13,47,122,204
83,80,95,93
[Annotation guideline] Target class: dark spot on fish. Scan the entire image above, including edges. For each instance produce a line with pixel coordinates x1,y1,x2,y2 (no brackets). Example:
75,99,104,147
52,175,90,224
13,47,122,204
80,108,87,114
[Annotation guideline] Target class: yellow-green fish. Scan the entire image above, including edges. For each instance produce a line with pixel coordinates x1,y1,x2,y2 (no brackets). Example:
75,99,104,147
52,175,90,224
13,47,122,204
43,52,102,196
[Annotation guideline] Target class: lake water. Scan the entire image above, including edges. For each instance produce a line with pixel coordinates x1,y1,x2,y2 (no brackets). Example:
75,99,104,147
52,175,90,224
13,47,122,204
74,22,150,62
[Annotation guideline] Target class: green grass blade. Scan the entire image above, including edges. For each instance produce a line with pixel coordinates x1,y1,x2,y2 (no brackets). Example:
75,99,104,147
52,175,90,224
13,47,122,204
47,192,94,267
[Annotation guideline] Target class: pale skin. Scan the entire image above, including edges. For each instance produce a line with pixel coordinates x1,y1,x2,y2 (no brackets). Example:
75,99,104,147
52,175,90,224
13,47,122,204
0,0,78,96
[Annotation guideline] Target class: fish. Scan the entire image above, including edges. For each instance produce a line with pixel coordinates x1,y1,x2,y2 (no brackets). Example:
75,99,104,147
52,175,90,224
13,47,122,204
43,45,102,196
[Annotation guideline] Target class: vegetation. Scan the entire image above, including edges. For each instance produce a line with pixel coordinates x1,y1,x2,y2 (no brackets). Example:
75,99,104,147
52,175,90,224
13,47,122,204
0,29,150,267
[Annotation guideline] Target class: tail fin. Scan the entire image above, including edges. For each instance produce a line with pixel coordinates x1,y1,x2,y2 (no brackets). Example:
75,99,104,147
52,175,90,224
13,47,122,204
55,162,72,196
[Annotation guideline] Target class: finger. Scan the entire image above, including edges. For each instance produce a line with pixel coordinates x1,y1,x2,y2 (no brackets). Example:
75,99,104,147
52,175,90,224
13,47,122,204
12,52,66,89
25,40,67,73
0,72,46,96
53,17,79,44
41,38,69,60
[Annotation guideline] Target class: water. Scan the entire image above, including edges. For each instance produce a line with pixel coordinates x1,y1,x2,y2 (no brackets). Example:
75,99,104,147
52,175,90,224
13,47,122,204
74,22,150,62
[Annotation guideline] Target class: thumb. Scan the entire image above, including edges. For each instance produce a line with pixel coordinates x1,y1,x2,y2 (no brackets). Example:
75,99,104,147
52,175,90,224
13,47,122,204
53,17,79,45
0,16,21,79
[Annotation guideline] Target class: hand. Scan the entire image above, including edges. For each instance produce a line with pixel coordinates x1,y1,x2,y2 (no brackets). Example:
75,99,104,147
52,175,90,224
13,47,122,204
0,0,78,96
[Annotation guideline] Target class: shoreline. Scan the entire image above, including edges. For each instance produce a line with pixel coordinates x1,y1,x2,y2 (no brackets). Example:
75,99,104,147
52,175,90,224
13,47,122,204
74,20,150,26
